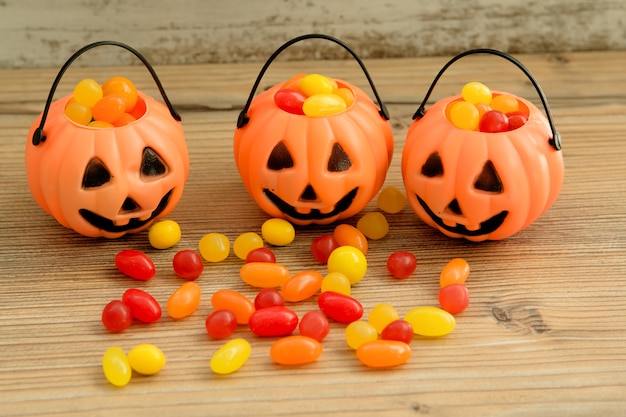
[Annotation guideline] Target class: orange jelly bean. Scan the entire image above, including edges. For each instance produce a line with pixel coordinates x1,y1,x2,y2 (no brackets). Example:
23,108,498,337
333,224,368,254
440,258,470,287
356,340,412,368
240,262,290,288
270,335,322,365
281,270,323,302
211,289,255,324
167,282,201,319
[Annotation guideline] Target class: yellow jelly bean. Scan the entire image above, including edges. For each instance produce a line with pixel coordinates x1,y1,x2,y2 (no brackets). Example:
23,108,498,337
261,218,295,246
404,306,456,337
356,212,389,240
345,320,378,350
376,186,406,214
210,338,251,375
199,233,230,262
334,87,354,107
461,81,492,105
327,246,367,285
88,120,114,128
148,219,181,249
233,232,264,260
321,272,351,296
102,346,131,387
65,100,92,125
73,78,103,108
302,94,347,117
299,74,334,96
128,344,166,375
449,101,480,130
368,303,400,334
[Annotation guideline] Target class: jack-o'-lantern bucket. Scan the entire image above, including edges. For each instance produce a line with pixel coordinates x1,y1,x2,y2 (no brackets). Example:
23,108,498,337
402,49,564,241
234,34,394,226
26,41,189,238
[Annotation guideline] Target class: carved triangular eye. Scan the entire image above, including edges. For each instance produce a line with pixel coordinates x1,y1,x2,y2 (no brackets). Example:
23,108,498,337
82,158,111,188
328,143,351,172
141,147,167,177
268,141,294,170
474,161,503,193
421,152,444,177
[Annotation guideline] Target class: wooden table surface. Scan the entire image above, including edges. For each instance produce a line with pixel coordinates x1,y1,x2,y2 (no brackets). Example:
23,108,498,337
1,50,625,417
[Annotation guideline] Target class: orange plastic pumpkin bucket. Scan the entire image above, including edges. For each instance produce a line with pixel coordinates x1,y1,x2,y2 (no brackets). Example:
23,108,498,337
234,34,394,226
26,41,189,238
402,49,564,241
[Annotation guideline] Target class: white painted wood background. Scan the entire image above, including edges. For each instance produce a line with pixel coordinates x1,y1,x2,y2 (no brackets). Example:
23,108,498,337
1,0,625,69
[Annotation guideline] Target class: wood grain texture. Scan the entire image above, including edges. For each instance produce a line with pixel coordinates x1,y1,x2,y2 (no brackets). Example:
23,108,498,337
1,50,626,416
1,0,626,68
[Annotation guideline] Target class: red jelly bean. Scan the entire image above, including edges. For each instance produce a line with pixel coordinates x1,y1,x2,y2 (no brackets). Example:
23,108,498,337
211,289,255,324
438,284,470,314
248,306,299,337
380,319,414,344
310,234,339,263
122,288,161,323
254,288,285,310
386,251,417,279
479,109,509,133
245,247,276,264
172,249,204,280
281,270,323,302
299,310,330,342
318,291,363,323
115,250,155,281
270,335,322,365
101,300,132,332
274,88,307,115
205,310,238,339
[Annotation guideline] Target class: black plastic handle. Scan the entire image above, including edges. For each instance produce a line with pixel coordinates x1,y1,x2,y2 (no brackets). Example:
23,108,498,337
32,40,181,146
412,48,561,151
236,33,389,129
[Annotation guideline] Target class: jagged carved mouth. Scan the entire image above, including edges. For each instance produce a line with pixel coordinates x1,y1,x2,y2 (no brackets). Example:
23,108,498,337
264,187,358,221
79,190,172,233
416,195,508,237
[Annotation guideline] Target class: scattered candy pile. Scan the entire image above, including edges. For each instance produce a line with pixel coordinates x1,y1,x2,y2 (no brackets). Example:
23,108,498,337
274,73,355,117
447,81,529,132
101,186,472,386
64,77,146,127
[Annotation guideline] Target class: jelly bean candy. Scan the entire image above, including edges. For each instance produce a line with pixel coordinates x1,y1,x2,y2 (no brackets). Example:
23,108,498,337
476,102,492,119
88,120,114,128
302,93,347,117
377,186,406,214
102,76,138,112
248,306,299,337
327,246,367,285
114,249,155,281
205,309,238,339
240,262,290,288
65,101,92,125
438,284,470,315
112,112,136,127
318,291,363,323
380,319,414,344
211,289,255,324
387,251,417,279
245,247,276,264
102,346,131,387
491,93,519,114
321,272,351,296
92,94,126,124
299,74,334,96
281,270,323,302
461,81,492,105
335,87,354,108
210,338,251,375
404,306,456,337
368,303,400,334
310,234,339,264
345,320,378,350
167,281,202,319
122,288,162,323
299,310,330,342
128,344,166,375
506,110,528,130
148,219,181,249
129,96,146,119
73,78,102,108
449,100,479,130
270,335,322,366
199,233,230,262
356,340,411,368
254,287,285,309
356,212,389,240
333,224,368,254
102,300,132,332
479,110,509,133
172,249,204,280
261,218,295,246
233,232,264,260
274,89,307,115
440,258,470,287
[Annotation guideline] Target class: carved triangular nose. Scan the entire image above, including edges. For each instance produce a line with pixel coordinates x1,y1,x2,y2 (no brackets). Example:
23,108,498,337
447,199,463,215
120,197,140,213
299,184,318,201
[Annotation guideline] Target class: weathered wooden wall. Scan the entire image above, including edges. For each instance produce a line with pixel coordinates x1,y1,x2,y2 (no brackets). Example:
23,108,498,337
1,0,625,69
